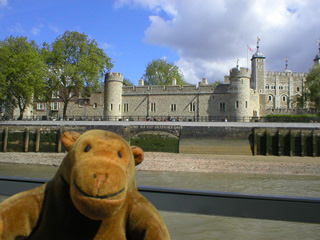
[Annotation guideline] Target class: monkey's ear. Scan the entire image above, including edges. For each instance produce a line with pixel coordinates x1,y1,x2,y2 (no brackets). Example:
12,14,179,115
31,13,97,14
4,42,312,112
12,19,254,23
131,146,144,166
61,131,81,151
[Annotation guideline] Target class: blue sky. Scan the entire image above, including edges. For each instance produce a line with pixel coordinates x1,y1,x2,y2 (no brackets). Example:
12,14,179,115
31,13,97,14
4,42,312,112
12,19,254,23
1,0,320,85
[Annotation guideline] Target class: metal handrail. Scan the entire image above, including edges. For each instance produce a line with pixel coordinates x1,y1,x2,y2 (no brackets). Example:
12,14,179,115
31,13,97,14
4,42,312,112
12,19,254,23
1,176,319,224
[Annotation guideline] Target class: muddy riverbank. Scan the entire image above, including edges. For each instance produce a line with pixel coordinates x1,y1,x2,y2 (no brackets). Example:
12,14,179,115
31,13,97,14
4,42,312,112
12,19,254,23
0,152,319,176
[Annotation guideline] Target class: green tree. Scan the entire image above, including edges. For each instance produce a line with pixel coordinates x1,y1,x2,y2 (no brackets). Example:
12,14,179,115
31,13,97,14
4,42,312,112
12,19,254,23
142,58,186,85
43,31,113,119
306,65,320,109
123,78,134,86
0,36,47,119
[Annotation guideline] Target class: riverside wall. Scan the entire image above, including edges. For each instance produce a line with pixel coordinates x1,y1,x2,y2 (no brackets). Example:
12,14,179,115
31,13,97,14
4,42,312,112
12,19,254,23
0,121,319,156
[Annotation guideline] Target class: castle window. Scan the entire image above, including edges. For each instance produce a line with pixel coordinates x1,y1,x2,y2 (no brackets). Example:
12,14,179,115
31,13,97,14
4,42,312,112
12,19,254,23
79,100,88,108
245,101,248,108
189,102,196,112
119,104,121,111
93,103,97,109
235,101,239,109
123,103,129,112
265,84,270,89
52,91,60,99
282,96,287,102
150,103,156,112
220,102,225,112
268,95,273,101
297,87,300,92
37,103,45,110
170,104,176,112
51,102,59,111
110,104,113,111
279,86,284,90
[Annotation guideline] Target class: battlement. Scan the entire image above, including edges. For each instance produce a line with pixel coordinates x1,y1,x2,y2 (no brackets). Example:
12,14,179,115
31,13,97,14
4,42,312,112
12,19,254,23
122,83,216,95
265,71,307,77
230,67,250,78
105,72,124,81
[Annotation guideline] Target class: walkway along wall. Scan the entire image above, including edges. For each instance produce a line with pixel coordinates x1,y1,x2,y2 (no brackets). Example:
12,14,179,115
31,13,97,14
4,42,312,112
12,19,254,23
0,121,319,156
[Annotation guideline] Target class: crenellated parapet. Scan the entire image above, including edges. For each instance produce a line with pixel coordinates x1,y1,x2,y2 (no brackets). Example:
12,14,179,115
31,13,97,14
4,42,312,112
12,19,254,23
122,83,216,95
230,67,251,78
265,71,307,77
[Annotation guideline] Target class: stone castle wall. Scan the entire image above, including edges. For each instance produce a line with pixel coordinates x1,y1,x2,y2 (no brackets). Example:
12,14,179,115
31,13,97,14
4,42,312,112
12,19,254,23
27,45,319,121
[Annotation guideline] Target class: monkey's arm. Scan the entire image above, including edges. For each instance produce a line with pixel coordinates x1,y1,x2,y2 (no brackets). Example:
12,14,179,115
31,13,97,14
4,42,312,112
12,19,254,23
0,184,46,240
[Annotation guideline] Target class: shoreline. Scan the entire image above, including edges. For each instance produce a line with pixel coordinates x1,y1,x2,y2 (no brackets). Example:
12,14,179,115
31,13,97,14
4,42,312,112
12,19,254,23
0,152,319,176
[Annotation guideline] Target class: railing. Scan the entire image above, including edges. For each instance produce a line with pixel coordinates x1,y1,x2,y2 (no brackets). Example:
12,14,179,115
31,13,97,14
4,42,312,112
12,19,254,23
1,176,319,224
6,115,320,123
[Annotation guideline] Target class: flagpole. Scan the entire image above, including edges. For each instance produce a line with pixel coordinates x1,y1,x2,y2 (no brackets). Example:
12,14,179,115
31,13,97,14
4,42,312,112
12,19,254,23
247,45,249,68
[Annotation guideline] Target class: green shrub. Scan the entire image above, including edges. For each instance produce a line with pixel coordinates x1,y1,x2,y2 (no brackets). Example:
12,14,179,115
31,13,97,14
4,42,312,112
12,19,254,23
130,133,179,153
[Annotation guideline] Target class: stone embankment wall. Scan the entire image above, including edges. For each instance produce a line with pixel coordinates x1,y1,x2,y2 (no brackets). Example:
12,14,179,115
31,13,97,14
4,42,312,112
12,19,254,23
0,121,319,156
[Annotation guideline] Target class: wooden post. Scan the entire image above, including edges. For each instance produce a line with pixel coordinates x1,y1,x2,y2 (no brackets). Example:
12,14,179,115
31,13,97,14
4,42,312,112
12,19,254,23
57,128,62,153
253,128,257,156
3,127,8,152
300,131,304,157
24,128,29,152
289,130,294,157
312,130,317,157
278,130,283,156
265,129,269,156
35,128,40,153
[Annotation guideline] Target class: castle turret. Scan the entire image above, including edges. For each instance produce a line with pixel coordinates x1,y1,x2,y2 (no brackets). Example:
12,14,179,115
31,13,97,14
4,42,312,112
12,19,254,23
104,72,123,120
251,37,266,92
229,66,251,121
139,78,144,86
314,40,320,66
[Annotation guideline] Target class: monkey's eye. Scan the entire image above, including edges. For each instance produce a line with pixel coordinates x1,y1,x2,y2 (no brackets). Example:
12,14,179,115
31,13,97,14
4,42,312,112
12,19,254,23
118,151,122,158
84,144,91,152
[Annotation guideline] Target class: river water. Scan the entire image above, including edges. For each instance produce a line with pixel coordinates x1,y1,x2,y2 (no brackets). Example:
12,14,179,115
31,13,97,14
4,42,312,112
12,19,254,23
1,163,320,240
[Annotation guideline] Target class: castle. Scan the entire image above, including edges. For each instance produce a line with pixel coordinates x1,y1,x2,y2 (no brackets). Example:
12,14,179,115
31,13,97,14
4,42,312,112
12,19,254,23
26,41,320,122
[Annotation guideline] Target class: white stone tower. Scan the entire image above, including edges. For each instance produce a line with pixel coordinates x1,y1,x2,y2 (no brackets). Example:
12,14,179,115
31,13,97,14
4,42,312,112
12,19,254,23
104,72,123,120
229,65,251,122
251,37,266,92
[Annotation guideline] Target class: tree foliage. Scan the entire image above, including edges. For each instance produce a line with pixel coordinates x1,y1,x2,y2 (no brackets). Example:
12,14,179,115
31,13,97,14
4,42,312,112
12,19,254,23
142,59,186,85
42,31,114,119
0,36,47,119
306,64,320,109
123,78,134,86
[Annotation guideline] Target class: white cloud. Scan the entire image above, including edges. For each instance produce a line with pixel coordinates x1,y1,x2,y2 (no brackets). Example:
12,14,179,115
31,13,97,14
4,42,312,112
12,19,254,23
8,22,25,34
100,42,112,50
116,0,320,84
31,24,44,36
0,0,8,7
49,24,59,34
31,27,40,35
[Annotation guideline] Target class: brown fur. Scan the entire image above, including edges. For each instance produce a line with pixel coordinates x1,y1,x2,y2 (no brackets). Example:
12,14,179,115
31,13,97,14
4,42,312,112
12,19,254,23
0,130,170,240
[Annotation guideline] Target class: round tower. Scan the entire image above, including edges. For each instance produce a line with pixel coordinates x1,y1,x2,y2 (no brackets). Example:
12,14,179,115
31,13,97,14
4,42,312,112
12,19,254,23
104,72,123,120
229,67,251,121
251,37,266,92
